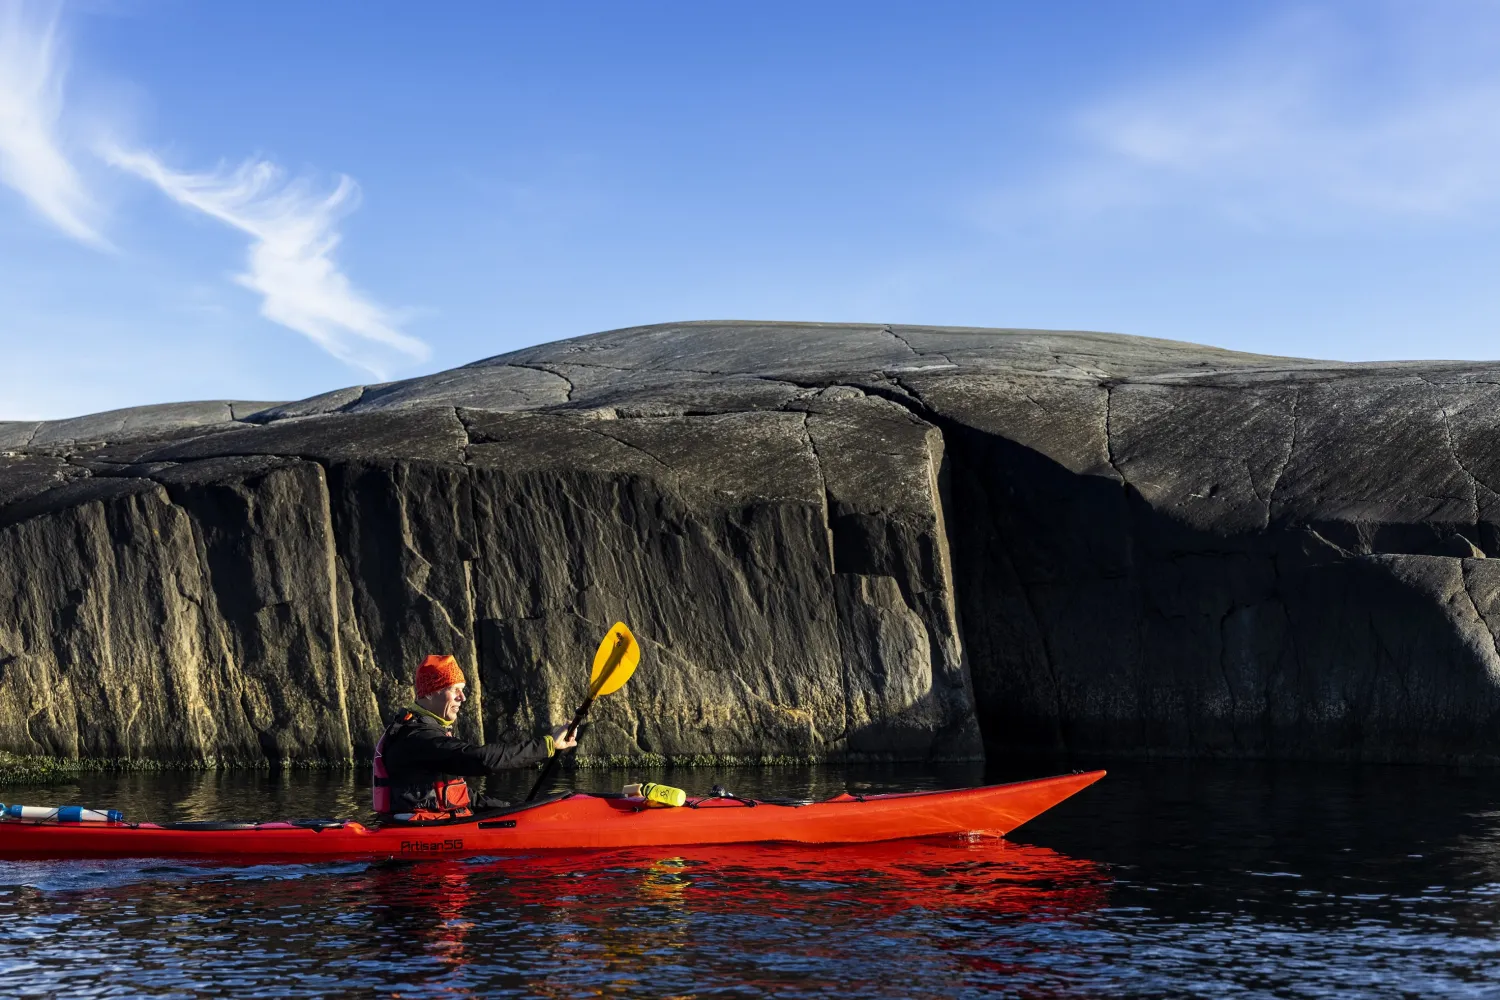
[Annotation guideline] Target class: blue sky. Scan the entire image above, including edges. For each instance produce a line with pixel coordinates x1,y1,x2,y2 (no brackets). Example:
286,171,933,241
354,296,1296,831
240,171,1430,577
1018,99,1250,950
2,1,1500,419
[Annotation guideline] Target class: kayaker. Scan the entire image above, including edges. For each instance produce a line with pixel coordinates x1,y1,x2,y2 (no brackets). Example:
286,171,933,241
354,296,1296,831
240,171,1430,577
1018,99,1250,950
372,654,577,821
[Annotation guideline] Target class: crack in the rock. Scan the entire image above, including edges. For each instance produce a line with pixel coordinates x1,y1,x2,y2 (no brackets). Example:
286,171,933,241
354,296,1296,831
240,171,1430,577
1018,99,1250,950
1243,457,1268,507
586,425,675,473
334,386,379,414
882,325,921,358
1429,386,1488,526
884,325,955,367
831,379,920,415
777,384,864,410
142,482,239,756
2,422,44,450
1459,561,1500,669
747,370,935,426
243,387,366,423
504,363,577,402
1102,381,1127,483
1052,353,1109,380
1011,383,1048,413
1303,526,1352,557
800,413,836,570
453,407,475,465
887,375,936,414
1263,388,1300,528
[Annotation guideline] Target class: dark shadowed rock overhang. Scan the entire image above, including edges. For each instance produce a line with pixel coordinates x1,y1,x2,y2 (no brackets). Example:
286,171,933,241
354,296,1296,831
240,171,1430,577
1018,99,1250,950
4,321,1499,766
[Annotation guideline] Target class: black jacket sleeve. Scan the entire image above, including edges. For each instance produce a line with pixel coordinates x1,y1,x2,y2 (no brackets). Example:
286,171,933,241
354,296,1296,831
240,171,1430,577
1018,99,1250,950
394,720,551,775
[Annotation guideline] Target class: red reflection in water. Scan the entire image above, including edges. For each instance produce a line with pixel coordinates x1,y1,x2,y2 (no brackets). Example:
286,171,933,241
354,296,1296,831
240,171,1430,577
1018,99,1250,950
391,836,1111,996
465,837,1110,997
467,836,1107,919
7,837,1109,997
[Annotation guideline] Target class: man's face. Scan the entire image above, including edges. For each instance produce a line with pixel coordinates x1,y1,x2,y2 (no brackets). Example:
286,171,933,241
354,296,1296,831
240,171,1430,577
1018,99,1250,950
438,683,465,722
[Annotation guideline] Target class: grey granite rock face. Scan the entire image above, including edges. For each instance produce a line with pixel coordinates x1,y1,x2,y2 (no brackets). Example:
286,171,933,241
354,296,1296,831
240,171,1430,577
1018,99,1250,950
4,321,1500,766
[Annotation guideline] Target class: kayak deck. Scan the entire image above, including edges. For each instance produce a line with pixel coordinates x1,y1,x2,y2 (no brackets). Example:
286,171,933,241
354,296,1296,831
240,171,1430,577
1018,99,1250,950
0,770,1105,861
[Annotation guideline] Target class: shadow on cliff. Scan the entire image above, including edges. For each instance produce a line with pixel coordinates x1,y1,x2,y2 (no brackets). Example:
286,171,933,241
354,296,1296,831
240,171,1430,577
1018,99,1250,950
940,423,1500,763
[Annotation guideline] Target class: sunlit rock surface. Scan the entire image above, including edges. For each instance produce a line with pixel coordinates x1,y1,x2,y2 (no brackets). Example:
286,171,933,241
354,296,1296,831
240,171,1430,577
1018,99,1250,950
4,321,1499,765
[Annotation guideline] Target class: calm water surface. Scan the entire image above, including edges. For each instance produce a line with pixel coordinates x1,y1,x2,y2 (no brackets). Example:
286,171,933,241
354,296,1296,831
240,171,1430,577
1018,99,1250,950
3,760,1500,997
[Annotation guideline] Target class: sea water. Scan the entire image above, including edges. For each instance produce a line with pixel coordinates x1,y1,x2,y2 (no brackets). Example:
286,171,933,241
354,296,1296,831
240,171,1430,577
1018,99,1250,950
2,760,1499,998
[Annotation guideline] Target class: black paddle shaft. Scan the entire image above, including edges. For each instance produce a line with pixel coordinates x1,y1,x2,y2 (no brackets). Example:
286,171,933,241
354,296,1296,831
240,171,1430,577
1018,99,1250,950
525,696,596,802
525,633,632,803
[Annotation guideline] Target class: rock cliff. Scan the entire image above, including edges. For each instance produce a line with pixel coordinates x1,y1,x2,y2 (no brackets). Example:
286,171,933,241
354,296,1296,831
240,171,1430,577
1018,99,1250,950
4,321,1500,766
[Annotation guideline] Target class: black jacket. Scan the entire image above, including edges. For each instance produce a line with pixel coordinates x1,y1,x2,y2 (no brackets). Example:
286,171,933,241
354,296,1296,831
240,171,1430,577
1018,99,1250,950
377,709,551,815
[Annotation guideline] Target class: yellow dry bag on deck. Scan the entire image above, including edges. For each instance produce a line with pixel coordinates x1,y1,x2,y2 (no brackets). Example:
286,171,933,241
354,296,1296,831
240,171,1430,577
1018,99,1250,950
623,782,687,808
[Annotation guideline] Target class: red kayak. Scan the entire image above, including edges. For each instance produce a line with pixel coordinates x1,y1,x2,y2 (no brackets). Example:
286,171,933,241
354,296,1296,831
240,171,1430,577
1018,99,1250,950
0,770,1104,861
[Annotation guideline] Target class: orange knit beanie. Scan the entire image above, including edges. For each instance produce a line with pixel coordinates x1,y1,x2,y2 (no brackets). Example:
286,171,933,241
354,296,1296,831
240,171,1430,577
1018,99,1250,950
415,654,465,699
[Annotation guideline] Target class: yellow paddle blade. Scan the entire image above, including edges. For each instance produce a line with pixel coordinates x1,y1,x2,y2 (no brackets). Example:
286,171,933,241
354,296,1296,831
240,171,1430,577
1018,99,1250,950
589,622,639,697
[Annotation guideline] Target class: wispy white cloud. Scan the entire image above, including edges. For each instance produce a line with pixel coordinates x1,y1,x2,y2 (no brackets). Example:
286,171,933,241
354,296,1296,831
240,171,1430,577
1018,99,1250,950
103,148,428,376
0,0,419,377
989,5,1500,230
0,0,105,246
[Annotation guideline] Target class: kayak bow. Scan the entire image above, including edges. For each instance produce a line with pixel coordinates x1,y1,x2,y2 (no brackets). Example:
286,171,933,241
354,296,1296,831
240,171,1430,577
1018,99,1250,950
0,770,1105,861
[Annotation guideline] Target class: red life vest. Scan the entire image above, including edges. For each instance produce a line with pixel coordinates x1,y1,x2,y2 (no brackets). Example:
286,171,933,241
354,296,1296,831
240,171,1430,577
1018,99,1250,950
371,710,474,819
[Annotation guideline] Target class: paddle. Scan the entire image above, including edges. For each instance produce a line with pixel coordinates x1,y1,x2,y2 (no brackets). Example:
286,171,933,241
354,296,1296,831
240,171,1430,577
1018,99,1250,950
525,621,640,802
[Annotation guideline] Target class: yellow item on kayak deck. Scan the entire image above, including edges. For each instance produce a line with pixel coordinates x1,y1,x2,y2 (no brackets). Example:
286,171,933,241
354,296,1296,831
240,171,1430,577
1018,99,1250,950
623,782,688,808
